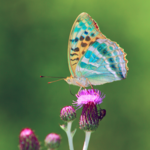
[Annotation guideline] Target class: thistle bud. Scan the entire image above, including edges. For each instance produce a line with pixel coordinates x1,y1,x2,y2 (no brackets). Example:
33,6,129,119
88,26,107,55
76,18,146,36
45,133,61,150
60,106,76,122
19,128,40,150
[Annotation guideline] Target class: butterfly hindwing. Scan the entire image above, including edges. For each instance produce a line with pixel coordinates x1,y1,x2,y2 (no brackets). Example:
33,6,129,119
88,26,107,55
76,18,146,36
75,38,128,85
68,12,106,77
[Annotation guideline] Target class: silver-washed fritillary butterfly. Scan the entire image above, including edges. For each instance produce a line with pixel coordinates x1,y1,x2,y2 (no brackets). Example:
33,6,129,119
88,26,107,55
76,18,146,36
64,12,128,89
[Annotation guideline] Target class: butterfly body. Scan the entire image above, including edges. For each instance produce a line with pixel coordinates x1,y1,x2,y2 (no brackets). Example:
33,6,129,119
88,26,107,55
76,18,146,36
65,76,90,87
65,13,128,88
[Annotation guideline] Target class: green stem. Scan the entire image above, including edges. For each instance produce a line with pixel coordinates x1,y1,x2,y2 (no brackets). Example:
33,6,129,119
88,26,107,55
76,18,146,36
66,121,74,150
83,131,92,150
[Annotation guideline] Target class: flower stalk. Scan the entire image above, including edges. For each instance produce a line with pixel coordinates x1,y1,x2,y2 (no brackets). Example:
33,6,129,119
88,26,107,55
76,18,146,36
60,121,76,150
83,131,92,150
65,121,74,150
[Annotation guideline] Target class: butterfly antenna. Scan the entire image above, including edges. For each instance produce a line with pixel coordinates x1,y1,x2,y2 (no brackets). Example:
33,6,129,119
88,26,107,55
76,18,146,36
40,76,66,84
48,78,65,84
69,85,76,97
40,76,66,78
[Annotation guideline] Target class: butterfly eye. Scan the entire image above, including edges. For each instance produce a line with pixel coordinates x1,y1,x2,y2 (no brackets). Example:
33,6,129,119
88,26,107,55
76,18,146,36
67,78,71,83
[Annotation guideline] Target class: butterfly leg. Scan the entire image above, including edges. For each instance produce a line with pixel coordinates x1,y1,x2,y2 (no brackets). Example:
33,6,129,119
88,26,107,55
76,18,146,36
75,81,86,95
76,81,86,89
86,78,94,89
85,78,100,96
78,86,83,93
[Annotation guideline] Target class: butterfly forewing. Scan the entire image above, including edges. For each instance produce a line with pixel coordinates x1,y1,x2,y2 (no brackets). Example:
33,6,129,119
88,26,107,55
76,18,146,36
68,12,106,77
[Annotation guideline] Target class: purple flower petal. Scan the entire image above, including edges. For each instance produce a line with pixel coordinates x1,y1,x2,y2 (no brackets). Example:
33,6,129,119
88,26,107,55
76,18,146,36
73,89,105,109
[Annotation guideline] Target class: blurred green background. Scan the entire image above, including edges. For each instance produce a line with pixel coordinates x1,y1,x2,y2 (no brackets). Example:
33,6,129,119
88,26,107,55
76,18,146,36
0,0,150,150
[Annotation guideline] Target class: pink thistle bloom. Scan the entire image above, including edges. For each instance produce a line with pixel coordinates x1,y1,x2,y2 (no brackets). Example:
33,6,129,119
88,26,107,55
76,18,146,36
73,89,105,131
74,89,105,109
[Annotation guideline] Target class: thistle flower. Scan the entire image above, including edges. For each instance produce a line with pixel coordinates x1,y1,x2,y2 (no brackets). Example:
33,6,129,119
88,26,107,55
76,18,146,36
45,133,61,150
60,106,76,122
19,128,40,150
74,89,105,131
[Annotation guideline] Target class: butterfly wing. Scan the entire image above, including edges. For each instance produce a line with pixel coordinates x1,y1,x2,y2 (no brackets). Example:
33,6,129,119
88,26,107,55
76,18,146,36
75,38,128,85
68,12,106,77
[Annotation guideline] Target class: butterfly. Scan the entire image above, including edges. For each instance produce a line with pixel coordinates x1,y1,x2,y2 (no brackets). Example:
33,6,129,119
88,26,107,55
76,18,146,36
64,12,128,90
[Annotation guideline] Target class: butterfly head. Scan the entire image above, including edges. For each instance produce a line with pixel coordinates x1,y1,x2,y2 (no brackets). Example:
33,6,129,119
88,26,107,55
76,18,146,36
64,76,81,86
64,76,90,87
64,76,74,85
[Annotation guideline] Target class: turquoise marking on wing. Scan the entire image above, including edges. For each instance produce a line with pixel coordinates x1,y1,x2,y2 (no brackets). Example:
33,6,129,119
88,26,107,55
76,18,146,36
75,39,127,85
84,50,92,58
97,43,107,52
80,62,97,70
88,26,94,31
85,50,99,62
92,41,100,48
79,22,84,26
82,24,87,30
108,57,114,63
74,26,81,32
86,19,92,25
109,46,113,50
89,53,99,63
116,56,120,63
